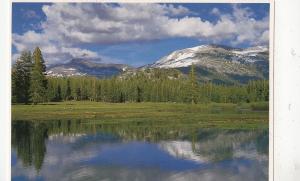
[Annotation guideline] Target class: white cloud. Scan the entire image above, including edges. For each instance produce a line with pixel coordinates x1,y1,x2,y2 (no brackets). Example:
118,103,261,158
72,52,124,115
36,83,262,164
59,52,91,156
12,3,269,64
163,4,192,16
12,30,98,64
259,30,269,45
211,7,221,16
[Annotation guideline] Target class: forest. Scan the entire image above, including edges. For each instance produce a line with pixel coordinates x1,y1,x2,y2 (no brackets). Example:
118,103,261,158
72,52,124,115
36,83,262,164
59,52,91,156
12,47,269,104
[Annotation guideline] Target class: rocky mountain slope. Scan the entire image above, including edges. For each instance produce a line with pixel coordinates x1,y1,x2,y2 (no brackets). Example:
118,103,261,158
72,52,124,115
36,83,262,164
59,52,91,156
45,44,269,84
149,44,269,84
46,58,132,78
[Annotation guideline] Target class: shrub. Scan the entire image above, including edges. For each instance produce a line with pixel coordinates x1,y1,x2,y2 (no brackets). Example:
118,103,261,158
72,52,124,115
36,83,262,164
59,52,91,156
250,102,269,111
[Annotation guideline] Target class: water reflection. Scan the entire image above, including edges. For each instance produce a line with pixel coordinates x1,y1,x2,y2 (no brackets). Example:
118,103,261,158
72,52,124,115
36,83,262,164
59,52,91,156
12,120,268,181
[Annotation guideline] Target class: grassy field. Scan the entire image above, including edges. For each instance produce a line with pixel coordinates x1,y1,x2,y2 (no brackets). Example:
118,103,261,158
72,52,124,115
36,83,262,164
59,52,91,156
12,101,268,129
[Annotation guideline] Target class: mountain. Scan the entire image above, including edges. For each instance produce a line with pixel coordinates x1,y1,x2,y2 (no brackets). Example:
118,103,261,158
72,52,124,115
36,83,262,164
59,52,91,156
150,44,269,84
46,58,132,78
45,44,269,84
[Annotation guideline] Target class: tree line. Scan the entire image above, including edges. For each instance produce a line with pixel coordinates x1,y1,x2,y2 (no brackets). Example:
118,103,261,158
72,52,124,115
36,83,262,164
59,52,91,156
12,48,269,104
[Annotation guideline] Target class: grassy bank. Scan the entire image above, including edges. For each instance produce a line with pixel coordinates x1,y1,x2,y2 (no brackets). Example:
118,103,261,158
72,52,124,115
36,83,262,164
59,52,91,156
12,101,268,129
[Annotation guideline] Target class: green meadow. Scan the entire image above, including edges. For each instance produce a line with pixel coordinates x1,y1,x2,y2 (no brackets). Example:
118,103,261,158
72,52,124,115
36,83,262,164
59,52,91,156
12,101,268,129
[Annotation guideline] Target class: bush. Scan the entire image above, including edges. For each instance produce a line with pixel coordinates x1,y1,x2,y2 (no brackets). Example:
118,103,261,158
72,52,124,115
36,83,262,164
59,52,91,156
250,102,269,111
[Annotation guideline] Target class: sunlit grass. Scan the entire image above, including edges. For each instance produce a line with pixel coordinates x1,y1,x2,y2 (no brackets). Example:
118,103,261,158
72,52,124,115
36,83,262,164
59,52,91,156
12,101,268,129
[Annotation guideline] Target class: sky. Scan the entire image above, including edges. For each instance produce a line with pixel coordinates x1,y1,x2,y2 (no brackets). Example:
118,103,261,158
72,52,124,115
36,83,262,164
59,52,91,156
12,3,270,67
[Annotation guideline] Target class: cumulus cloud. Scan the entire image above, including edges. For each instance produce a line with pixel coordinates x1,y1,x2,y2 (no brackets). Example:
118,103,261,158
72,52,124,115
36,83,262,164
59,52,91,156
258,30,269,45
12,30,99,64
12,3,269,64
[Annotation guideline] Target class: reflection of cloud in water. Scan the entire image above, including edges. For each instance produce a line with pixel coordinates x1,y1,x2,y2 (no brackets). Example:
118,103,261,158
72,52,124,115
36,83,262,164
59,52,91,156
12,127,268,181
233,148,268,161
158,139,268,181
165,160,268,181
44,134,100,166
159,141,209,163
48,133,87,143
11,155,38,180
159,140,268,164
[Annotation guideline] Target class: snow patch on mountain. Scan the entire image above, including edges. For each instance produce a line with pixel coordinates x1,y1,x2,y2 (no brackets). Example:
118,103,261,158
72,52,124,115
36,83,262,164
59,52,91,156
151,44,269,72
46,58,132,78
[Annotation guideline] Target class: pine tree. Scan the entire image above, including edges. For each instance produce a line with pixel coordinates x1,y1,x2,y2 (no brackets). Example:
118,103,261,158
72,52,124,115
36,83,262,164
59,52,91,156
119,92,124,103
12,51,33,103
189,64,198,104
12,60,24,103
23,51,34,102
137,86,142,102
76,87,81,101
11,68,17,103
65,79,71,100
29,47,47,104
56,85,62,101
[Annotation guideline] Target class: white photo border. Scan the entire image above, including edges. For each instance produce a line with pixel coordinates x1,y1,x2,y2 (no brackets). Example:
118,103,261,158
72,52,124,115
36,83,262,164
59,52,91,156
1,0,278,181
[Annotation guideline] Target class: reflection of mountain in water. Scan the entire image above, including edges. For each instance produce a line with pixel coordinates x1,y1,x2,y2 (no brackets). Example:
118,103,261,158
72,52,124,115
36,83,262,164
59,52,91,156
12,120,268,177
159,130,268,163
159,141,208,163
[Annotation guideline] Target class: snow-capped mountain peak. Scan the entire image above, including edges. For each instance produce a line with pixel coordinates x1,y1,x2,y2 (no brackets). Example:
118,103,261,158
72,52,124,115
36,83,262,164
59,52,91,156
46,58,132,78
151,44,268,69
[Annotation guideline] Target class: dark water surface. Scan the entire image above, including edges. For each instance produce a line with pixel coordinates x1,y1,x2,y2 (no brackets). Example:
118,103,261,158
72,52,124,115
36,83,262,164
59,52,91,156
12,120,268,181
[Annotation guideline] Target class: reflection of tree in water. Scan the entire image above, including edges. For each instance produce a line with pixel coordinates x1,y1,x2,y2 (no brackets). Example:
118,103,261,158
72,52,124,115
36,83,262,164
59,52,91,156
46,119,198,142
12,120,187,172
12,121,48,171
12,120,268,171
191,129,269,162
254,129,269,154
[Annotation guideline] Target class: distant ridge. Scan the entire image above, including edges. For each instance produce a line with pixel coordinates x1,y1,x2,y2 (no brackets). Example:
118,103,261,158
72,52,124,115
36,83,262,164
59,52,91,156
45,44,268,84
46,58,132,78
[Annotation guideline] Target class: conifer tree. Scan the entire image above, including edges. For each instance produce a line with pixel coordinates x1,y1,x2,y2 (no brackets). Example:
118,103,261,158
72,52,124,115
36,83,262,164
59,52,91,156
65,79,71,100
76,88,81,101
12,60,24,103
11,69,17,103
12,51,33,103
22,51,34,103
189,64,198,104
137,86,142,102
29,47,47,104
56,85,62,101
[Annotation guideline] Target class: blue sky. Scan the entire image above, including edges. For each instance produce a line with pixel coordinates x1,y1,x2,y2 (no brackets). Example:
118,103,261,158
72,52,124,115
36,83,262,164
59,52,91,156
12,3,269,67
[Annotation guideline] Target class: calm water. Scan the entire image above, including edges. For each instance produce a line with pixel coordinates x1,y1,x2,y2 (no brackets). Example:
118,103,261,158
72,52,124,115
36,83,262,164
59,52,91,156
12,120,268,181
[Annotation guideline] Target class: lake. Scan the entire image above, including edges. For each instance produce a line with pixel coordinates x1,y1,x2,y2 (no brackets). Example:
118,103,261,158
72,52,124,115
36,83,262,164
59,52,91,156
12,120,268,181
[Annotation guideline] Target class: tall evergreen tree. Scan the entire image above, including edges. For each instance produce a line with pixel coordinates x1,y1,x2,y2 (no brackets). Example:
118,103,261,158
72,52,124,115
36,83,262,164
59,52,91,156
12,68,18,103
65,79,71,100
30,47,47,104
12,60,24,103
22,51,33,103
189,64,198,104
12,51,33,103
119,92,125,103
56,85,62,101
137,86,143,102
76,88,81,101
